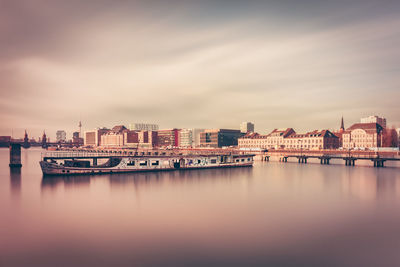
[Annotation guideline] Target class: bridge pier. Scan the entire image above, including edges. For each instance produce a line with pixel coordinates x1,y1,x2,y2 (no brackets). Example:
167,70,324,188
321,158,330,165
298,157,307,164
9,143,22,168
373,160,385,168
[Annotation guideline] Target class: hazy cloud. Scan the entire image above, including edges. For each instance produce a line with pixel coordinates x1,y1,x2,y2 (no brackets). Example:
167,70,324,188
0,0,399,139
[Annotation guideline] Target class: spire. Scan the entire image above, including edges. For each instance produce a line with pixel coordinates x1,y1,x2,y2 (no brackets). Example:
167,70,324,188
78,119,82,137
340,116,345,131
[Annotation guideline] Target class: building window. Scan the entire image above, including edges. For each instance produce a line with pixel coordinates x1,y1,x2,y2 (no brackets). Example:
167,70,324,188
139,161,147,166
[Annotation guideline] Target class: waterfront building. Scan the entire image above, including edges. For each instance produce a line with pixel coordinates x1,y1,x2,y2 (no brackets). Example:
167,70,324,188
179,129,193,148
342,123,383,149
56,130,66,142
124,130,158,148
284,130,339,150
157,129,180,147
100,125,129,147
381,128,399,148
238,132,269,150
101,132,124,147
238,128,295,150
199,129,242,148
361,115,386,128
192,129,205,147
72,131,83,146
178,128,205,148
265,128,296,149
333,116,345,147
84,128,110,146
240,122,255,133
129,123,159,131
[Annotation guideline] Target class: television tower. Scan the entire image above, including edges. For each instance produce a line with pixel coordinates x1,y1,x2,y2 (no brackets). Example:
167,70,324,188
78,120,82,138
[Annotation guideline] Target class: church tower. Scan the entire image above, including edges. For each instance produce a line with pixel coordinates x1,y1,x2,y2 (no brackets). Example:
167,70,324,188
340,116,345,132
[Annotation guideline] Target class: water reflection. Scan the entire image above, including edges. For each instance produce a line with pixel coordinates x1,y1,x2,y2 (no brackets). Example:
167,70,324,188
9,167,21,197
4,149,400,267
41,175,91,192
40,167,254,193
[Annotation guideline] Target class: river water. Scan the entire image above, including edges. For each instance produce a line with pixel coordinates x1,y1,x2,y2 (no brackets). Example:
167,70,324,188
1,148,400,267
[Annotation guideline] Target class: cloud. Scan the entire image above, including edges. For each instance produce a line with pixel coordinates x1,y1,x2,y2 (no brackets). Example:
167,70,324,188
0,0,400,139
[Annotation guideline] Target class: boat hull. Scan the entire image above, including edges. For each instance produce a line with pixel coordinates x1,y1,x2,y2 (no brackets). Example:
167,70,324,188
40,158,253,176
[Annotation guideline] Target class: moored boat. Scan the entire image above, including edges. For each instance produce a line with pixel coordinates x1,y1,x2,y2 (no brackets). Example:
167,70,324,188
40,151,254,176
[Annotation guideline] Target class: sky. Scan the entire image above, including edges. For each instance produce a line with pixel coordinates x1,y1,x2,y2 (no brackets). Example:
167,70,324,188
1,0,400,140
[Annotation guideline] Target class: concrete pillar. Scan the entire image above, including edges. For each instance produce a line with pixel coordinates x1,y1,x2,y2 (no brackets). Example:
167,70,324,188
352,160,355,166
9,143,22,168
373,161,377,167
298,158,301,163
327,159,330,165
320,159,323,164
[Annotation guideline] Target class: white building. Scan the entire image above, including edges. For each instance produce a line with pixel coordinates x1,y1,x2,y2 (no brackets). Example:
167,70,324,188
84,128,110,146
240,122,255,133
179,128,205,148
179,129,193,148
56,130,66,142
361,115,386,128
129,123,159,131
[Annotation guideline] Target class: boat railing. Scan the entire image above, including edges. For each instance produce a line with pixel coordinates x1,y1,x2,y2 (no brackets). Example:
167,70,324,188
41,152,118,159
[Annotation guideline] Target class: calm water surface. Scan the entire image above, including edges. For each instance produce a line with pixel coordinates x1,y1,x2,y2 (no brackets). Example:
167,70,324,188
1,148,400,267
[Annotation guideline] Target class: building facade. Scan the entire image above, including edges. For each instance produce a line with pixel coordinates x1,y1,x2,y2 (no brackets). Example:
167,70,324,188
157,129,180,147
360,115,386,128
101,133,124,147
200,129,242,148
284,130,339,150
56,130,66,142
342,123,383,149
178,128,205,148
129,123,159,131
179,129,193,148
84,128,110,146
240,122,255,133
264,128,295,149
238,132,269,150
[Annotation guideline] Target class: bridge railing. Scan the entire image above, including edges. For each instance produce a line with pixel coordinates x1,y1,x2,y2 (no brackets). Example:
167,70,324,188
264,149,400,159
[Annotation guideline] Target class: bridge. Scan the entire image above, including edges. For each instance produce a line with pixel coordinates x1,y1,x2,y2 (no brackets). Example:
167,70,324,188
260,149,400,168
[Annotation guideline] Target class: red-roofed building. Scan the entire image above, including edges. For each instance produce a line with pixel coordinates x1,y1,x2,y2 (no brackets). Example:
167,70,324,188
284,130,339,150
342,123,383,149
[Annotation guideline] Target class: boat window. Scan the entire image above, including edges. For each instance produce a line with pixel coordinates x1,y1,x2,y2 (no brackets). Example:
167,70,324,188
248,158,251,161
198,160,201,164
127,160,135,166
211,159,217,164
151,160,159,166
241,159,245,162
139,161,147,166
236,159,239,162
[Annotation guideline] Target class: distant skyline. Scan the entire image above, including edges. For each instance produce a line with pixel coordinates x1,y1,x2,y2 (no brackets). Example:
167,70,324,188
1,0,400,140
